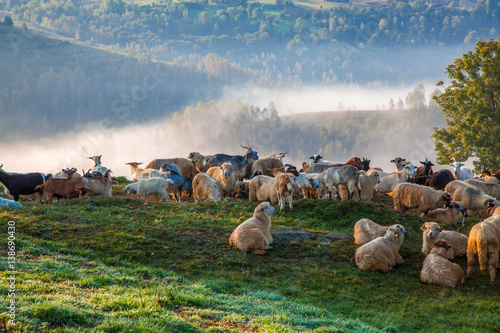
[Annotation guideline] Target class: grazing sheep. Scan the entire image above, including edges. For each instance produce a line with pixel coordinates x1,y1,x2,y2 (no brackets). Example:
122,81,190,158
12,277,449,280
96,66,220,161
353,218,407,246
339,170,380,201
248,175,279,205
146,157,198,178
124,177,172,202
354,225,406,272
422,201,466,226
125,162,161,181
374,165,417,193
392,183,452,214
444,180,499,218
192,173,223,202
207,163,237,197
465,179,500,200
0,197,22,208
229,202,276,255
420,239,465,289
466,216,500,283
421,222,468,259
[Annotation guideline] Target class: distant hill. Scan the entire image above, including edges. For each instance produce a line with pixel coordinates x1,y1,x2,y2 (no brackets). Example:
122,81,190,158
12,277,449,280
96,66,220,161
281,110,393,127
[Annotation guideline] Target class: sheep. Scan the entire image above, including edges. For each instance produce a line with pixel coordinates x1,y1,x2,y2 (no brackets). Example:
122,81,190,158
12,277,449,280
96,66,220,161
0,197,22,208
392,183,452,214
324,165,362,201
207,163,237,197
420,239,465,289
192,173,223,202
374,165,417,193
146,157,198,178
339,169,380,201
229,202,276,255
444,180,499,218
487,205,500,217
466,216,500,283
354,225,406,272
188,152,213,173
353,218,407,246
125,162,161,181
249,155,285,178
422,201,466,226
464,178,500,200
421,222,468,259
248,175,279,205
124,177,172,202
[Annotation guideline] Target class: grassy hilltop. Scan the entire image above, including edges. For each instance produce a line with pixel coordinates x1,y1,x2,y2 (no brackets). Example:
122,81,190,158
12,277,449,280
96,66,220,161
1,187,499,332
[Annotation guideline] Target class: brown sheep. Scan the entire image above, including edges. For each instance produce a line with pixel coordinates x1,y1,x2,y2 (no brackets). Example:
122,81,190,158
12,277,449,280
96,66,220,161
420,239,465,289
353,218,407,246
146,157,198,179
421,201,466,226
207,163,237,197
393,183,452,214
354,225,406,272
444,180,499,219
421,222,468,259
229,202,276,255
466,216,500,283
192,173,222,202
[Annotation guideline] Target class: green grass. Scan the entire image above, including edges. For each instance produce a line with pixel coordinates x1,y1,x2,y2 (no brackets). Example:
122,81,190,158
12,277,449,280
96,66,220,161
1,194,499,332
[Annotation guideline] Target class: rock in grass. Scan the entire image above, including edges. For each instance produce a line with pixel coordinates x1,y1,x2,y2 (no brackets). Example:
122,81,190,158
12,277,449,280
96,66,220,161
270,227,315,243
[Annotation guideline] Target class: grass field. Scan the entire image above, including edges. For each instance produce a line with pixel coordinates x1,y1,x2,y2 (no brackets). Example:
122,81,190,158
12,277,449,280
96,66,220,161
1,188,499,332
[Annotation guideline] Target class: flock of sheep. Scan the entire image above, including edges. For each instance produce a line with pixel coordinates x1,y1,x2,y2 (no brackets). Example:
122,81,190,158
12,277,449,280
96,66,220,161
2,149,500,288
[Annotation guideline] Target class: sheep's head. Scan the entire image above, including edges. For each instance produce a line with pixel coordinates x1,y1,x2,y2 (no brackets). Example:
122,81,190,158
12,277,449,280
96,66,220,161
255,201,276,218
430,239,454,259
421,222,442,239
441,192,452,207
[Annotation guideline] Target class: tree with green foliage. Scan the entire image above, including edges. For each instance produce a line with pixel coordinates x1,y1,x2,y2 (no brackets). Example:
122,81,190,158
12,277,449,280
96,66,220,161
432,39,500,171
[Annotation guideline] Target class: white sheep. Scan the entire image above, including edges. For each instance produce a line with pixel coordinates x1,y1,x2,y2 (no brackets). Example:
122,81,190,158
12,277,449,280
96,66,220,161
464,178,500,200
392,183,452,214
354,225,406,272
192,173,223,202
466,216,500,283
421,201,466,226
126,162,161,181
340,170,380,201
421,222,468,259
374,165,416,193
420,239,465,289
444,180,499,218
124,177,172,202
207,163,237,197
353,218,406,245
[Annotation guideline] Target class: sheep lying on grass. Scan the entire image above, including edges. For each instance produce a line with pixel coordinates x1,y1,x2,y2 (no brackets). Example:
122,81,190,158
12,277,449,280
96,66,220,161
420,239,465,289
354,225,406,272
192,173,223,202
421,222,468,259
421,201,466,226
466,216,500,283
392,183,452,214
229,202,276,255
353,218,407,246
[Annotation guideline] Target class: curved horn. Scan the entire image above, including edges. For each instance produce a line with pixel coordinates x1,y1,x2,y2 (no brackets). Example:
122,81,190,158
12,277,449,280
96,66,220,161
240,145,250,150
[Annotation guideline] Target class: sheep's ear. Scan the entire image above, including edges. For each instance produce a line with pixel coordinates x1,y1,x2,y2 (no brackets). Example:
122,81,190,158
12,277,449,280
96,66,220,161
420,223,427,231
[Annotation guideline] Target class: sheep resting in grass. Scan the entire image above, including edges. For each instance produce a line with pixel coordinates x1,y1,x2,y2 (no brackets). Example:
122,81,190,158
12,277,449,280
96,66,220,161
354,225,406,272
393,183,452,214
207,163,237,197
353,218,407,246
466,216,500,283
444,180,499,219
192,173,223,202
421,222,468,259
420,239,465,289
229,202,276,255
421,201,466,226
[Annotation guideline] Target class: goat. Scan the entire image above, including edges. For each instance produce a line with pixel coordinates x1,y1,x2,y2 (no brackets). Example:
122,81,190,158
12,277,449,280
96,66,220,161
146,157,198,179
160,164,192,202
451,160,473,180
424,170,455,190
35,179,84,204
249,155,284,178
339,169,380,201
324,165,362,201
374,165,417,193
414,158,434,185
88,155,112,180
0,164,50,203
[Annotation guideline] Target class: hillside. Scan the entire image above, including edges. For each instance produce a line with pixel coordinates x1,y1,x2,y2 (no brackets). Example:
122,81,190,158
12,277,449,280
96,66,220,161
1,192,499,332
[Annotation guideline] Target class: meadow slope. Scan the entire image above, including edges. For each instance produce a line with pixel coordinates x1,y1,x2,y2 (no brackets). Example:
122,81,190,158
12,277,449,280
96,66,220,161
1,188,500,332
